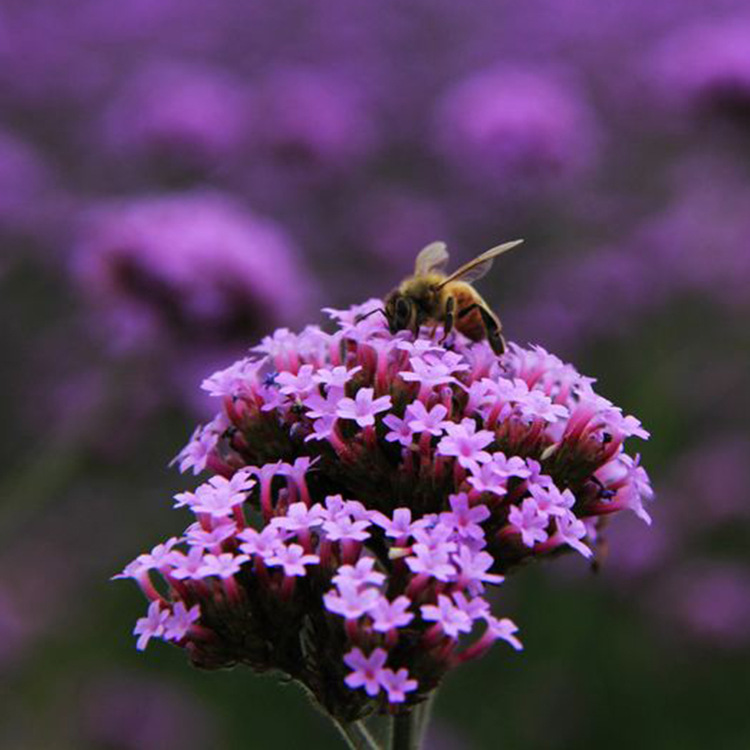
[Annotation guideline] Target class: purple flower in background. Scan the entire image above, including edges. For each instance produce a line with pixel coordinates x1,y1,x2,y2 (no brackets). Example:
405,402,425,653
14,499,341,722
433,65,598,192
650,17,750,121
0,127,58,238
256,67,378,176
72,191,315,349
79,672,217,750
655,563,750,649
98,59,253,174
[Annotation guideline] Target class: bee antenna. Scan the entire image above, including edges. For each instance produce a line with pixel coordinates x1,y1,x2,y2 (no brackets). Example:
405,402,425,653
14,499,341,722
354,308,386,323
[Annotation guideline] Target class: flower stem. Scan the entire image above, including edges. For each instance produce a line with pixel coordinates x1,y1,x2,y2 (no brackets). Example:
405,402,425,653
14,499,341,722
391,712,418,750
413,692,437,745
333,718,382,750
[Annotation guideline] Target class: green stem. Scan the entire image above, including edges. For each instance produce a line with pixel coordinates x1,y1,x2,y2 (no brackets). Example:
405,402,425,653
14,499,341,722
391,712,418,750
333,718,382,750
412,691,437,746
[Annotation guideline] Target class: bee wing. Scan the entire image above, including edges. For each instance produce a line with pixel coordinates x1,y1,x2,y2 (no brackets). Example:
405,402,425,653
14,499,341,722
414,241,450,277
437,239,524,287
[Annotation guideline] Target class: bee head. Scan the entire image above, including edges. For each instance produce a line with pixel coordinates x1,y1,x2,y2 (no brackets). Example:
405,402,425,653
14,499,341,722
385,292,414,334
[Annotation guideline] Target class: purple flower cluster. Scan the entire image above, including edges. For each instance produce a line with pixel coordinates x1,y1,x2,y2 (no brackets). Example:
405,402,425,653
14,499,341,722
118,302,651,720
433,65,598,193
650,17,750,121
72,191,314,348
98,59,253,176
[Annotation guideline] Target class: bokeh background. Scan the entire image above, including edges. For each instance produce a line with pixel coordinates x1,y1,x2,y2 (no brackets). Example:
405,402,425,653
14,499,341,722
2,0,749,748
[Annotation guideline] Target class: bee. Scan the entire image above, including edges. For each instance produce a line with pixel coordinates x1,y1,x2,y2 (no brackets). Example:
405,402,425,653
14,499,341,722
379,239,524,354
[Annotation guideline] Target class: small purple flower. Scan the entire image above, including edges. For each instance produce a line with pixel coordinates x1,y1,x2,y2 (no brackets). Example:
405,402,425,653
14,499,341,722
343,647,388,697
421,595,473,639
303,390,341,419
198,553,249,579
379,668,418,704
492,451,531,479
170,547,207,581
177,471,254,518
184,519,237,550
405,544,457,582
319,495,349,523
437,419,495,468
332,557,386,589
401,356,459,392
324,582,380,621
313,365,361,389
134,602,169,651
519,390,570,424
201,359,264,399
382,413,416,447
553,514,592,559
305,414,338,443
452,592,491,622
466,462,508,496
336,388,392,428
322,514,372,543
132,538,181,572
237,526,284,558
265,544,320,577
508,498,549,547
163,602,201,642
406,401,450,436
440,493,490,541
483,615,523,651
171,424,219,475
270,502,325,533
371,507,428,539
369,595,414,632
452,546,505,594
528,483,575,518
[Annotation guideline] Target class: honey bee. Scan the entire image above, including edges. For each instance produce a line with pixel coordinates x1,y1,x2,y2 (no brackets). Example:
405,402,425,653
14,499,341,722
379,239,524,354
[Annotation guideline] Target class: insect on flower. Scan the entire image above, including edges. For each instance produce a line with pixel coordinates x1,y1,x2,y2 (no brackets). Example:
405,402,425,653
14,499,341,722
363,240,524,355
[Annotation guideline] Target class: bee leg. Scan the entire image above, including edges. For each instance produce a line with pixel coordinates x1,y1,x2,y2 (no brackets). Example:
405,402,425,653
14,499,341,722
476,306,506,355
457,303,505,354
439,296,455,344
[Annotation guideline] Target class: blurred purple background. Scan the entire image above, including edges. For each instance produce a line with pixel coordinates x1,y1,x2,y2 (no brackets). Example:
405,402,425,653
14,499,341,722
1,1,749,748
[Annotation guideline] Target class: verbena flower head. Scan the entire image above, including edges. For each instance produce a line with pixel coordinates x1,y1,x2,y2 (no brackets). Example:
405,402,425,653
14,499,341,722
98,59,253,175
650,17,750,123
72,191,314,348
118,299,652,721
432,65,598,192
256,67,378,177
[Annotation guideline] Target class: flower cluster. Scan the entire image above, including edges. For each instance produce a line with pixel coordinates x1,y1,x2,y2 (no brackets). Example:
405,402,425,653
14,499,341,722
118,301,652,720
72,191,314,348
